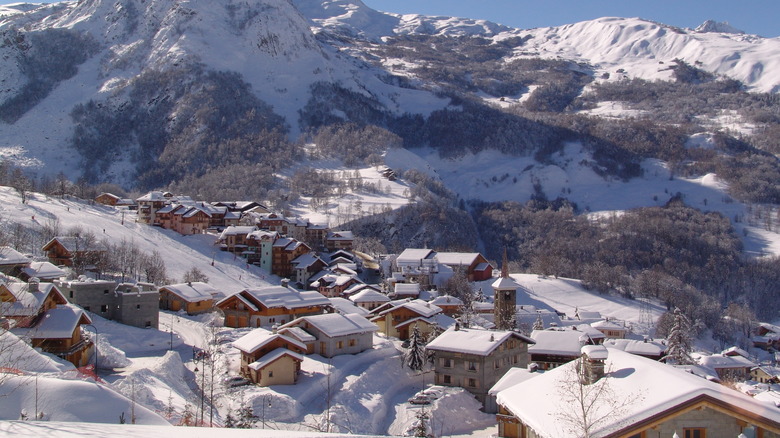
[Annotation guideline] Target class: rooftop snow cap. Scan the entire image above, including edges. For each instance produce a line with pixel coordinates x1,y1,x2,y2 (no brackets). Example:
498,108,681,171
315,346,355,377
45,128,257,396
580,345,609,384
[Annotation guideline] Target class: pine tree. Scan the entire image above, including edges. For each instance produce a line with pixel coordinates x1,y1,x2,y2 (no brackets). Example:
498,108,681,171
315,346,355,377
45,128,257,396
532,313,544,331
663,308,694,365
236,399,258,429
405,324,426,372
224,406,236,428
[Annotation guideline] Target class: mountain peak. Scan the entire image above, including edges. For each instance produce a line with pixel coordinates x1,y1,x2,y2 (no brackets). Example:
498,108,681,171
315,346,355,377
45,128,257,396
694,19,745,35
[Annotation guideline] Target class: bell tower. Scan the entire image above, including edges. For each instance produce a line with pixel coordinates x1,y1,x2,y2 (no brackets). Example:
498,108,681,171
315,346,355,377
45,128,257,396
493,249,519,330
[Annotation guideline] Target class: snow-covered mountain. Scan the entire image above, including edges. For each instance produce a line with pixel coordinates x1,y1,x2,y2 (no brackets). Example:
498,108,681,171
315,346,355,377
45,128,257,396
0,0,778,190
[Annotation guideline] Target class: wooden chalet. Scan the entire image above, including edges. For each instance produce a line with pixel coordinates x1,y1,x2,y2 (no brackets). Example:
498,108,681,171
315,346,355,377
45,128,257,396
232,328,307,385
158,282,221,315
42,236,105,268
217,285,330,328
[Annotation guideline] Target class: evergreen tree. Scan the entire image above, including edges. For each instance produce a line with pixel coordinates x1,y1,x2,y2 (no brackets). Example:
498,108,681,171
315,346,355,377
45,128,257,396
532,313,544,331
405,324,426,372
663,308,694,365
236,399,258,429
223,407,236,428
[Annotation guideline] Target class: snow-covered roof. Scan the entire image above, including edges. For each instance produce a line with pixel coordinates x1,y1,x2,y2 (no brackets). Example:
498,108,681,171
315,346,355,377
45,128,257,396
372,299,442,319
247,347,304,371
393,283,420,295
281,313,377,338
492,276,520,290
488,367,543,396
292,253,323,269
21,261,65,280
394,313,457,331
43,236,103,253
228,286,330,310
591,319,627,331
696,353,757,370
326,231,354,241
721,346,750,358
160,282,218,302
14,304,91,339
349,289,390,303
218,225,257,239
328,297,368,315
0,246,29,266
278,326,317,343
231,328,306,354
395,248,435,264
1,281,67,317
427,327,534,356
581,344,608,360
496,348,780,437
429,294,463,306
434,252,481,266
136,191,169,202
528,329,591,356
603,338,666,356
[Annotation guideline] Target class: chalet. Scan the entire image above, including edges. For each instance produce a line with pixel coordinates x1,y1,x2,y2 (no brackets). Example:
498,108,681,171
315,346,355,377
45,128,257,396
393,249,438,284
0,246,29,275
158,282,221,315
1,280,68,328
136,191,173,225
42,236,105,268
603,338,666,361
325,231,354,252
305,223,329,249
696,352,757,381
271,238,311,279
217,285,330,328
348,287,390,311
392,249,493,284
19,262,65,282
279,313,377,358
426,326,534,408
528,328,596,370
429,294,464,317
754,323,780,351
751,366,780,384
435,252,493,282
369,299,454,340
496,348,780,438
12,304,94,367
246,230,278,267
591,319,628,339
54,278,159,329
290,253,327,287
391,282,421,299
311,273,362,298
95,193,135,208
231,328,306,386
216,225,257,253
213,201,270,215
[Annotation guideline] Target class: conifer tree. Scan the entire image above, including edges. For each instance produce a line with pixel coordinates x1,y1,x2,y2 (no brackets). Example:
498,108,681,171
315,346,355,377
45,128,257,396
532,313,544,331
405,324,426,372
663,308,694,365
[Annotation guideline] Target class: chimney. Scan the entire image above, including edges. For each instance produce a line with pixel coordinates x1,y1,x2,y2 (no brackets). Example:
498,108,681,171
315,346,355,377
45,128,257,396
579,345,608,385
272,323,279,334
281,278,289,288
454,322,460,331
28,278,40,293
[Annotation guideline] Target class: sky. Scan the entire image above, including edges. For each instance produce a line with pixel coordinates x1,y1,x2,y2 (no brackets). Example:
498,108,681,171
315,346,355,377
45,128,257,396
361,0,780,38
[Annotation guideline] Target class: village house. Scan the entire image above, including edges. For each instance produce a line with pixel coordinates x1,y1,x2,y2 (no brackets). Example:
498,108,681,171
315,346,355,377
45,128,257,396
54,278,159,329
279,312,377,358
158,281,222,315
290,253,327,288
216,225,258,254
751,365,780,384
245,230,278,267
696,352,758,381
434,252,493,282
42,236,105,268
217,284,330,328
94,192,135,209
271,238,311,279
392,249,493,285
135,191,173,225
231,327,306,386
2,279,94,367
19,261,66,282
591,319,629,339
0,246,30,275
429,294,464,317
603,337,667,361
310,272,363,298
391,282,421,300
426,326,535,408
325,231,354,252
369,299,454,340
496,347,780,438
754,322,780,351
348,287,390,311
528,328,597,370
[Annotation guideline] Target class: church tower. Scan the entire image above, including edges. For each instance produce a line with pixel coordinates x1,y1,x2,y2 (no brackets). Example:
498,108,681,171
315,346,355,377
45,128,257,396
493,249,519,330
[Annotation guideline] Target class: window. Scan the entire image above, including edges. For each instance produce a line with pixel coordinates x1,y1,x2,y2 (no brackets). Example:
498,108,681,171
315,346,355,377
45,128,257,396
268,370,274,378
467,378,477,388
100,304,108,313
466,361,477,372
136,304,141,310
69,291,73,298
337,341,343,349
442,358,453,368
103,289,109,294
494,359,500,369
443,375,452,384
349,339,356,347
145,321,152,328
684,428,706,438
